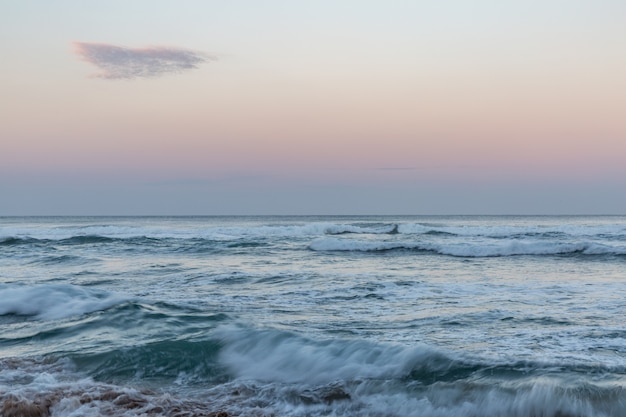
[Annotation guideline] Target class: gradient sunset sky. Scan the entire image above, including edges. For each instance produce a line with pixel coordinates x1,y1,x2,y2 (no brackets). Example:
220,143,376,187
2,1,625,215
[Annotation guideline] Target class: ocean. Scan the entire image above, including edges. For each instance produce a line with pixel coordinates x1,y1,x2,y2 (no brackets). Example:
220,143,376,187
1,215,626,416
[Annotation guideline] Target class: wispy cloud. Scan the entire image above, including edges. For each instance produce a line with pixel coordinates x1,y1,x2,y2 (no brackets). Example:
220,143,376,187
73,42,215,80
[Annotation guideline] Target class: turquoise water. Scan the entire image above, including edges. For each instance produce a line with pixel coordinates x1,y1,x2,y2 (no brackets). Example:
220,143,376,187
1,216,626,416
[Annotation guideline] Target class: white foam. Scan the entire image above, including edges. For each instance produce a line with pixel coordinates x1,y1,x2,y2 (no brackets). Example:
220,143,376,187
0,284,128,320
0,358,209,417
342,381,604,417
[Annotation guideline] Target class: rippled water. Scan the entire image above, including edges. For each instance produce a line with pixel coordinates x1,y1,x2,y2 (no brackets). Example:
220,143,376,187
1,216,626,416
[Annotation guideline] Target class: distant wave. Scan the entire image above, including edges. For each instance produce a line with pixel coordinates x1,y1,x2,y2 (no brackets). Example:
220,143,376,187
397,223,626,239
2,221,625,242
27,254,96,266
58,235,117,244
11,230,622,258
0,236,40,246
0,234,152,246
4,222,626,260
0,223,401,251
324,224,399,235
0,223,396,241
308,237,626,257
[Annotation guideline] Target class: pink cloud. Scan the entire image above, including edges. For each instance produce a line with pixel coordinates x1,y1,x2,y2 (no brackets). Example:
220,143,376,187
73,42,215,79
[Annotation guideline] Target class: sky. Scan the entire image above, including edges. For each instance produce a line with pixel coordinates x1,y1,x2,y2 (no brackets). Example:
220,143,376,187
1,0,625,215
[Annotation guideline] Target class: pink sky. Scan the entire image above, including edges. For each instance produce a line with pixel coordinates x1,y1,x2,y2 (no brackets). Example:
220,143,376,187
1,1,625,214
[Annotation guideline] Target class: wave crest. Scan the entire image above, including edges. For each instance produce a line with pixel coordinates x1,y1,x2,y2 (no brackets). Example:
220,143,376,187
0,284,128,321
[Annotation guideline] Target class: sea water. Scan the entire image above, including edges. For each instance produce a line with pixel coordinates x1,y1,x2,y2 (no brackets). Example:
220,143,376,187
1,216,626,416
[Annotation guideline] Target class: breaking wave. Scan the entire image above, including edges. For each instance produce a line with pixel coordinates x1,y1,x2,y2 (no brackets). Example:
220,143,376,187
0,284,128,321
3,319,626,416
5,325,624,417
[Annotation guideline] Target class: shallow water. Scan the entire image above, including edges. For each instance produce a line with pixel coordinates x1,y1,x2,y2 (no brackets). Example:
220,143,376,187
1,216,626,416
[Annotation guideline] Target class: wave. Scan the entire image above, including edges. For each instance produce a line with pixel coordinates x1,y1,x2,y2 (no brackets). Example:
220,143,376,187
27,254,97,266
216,325,469,384
4,326,626,417
2,369,625,417
71,339,227,384
0,234,159,246
57,234,117,244
180,223,398,238
0,223,309,241
0,222,405,243
0,236,41,246
212,326,626,416
3,219,625,249
53,322,626,390
0,234,232,256
0,223,400,254
214,325,626,384
308,237,626,257
0,284,128,321
0,298,230,360
0,357,228,417
324,223,398,235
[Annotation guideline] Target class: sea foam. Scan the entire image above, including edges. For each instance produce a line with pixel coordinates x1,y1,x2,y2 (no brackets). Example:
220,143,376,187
0,284,128,320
